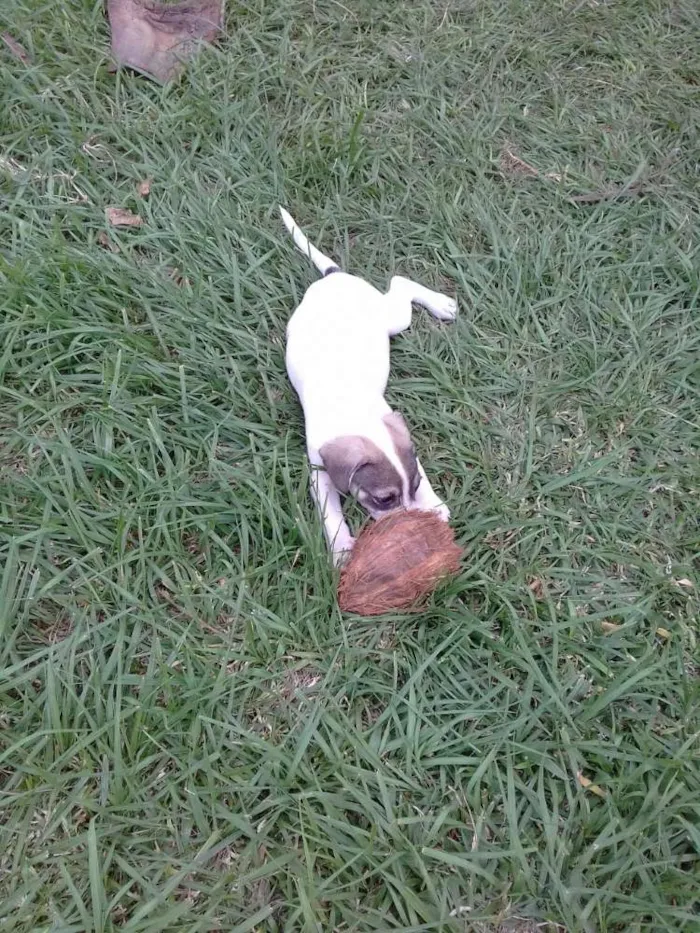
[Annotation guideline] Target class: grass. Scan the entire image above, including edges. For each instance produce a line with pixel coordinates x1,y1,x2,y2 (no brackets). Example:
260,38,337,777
1,0,699,929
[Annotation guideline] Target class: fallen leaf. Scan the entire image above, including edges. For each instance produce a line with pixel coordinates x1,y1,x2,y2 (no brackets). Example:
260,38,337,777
106,207,143,228
601,621,622,635
577,771,607,798
168,267,191,287
73,807,89,829
500,144,563,182
137,177,152,197
570,151,679,206
675,578,693,589
2,32,30,64
527,576,545,599
97,230,121,252
569,181,645,204
656,627,672,640
501,146,539,178
107,0,225,84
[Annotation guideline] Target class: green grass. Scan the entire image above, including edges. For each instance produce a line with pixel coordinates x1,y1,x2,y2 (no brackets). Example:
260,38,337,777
1,0,699,929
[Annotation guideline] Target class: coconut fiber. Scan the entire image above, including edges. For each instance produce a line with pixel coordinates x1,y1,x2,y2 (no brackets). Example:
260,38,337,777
337,510,462,616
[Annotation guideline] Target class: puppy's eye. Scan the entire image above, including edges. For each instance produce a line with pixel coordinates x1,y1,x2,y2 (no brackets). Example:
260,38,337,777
372,492,398,510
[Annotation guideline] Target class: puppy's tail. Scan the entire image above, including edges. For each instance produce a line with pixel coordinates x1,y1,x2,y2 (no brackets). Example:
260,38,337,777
279,206,340,277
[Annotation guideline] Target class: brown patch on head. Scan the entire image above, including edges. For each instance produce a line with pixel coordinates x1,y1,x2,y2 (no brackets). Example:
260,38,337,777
383,411,421,498
319,436,403,512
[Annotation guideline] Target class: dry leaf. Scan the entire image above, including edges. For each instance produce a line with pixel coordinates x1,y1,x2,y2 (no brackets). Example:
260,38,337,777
500,144,563,182
2,32,30,64
675,578,693,589
577,771,607,798
97,230,121,253
168,267,191,287
601,621,622,635
501,146,539,178
106,207,143,228
569,181,645,205
107,0,225,84
137,177,152,197
527,577,545,599
571,152,679,206
655,627,672,640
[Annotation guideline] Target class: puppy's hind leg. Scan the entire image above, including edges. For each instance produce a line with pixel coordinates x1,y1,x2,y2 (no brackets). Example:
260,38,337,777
384,275,458,333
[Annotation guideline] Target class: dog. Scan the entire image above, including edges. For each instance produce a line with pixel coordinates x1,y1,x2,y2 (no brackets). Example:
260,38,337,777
281,207,458,565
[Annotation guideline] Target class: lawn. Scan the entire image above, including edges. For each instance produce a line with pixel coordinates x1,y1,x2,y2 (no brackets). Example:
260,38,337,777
1,0,699,930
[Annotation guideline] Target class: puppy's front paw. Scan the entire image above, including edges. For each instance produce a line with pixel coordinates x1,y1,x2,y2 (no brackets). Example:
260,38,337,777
332,536,356,568
431,295,458,322
432,502,451,522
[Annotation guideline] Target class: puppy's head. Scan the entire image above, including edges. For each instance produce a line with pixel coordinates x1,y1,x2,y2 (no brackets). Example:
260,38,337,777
319,412,421,519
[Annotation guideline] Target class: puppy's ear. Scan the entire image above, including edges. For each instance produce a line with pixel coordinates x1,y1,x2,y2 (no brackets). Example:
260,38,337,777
319,436,376,493
383,411,421,495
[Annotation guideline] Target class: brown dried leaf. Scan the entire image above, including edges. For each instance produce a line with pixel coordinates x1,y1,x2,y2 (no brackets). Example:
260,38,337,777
106,206,143,228
501,146,539,178
168,267,191,287
137,177,152,197
500,145,563,183
107,0,225,84
571,152,679,206
73,806,89,829
675,578,693,589
577,771,607,798
569,181,645,205
97,230,121,252
2,32,31,64
527,576,545,599
600,620,622,635
33,613,74,645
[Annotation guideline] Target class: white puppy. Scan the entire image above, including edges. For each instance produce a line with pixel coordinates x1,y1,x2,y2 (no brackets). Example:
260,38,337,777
281,207,458,565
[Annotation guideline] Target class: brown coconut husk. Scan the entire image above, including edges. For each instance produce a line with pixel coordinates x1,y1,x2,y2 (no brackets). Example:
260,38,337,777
337,510,462,616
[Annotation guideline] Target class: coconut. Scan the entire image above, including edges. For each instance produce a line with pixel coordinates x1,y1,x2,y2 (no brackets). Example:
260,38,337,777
337,510,462,616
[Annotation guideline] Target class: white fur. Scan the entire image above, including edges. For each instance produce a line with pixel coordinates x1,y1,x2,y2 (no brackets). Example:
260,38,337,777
281,207,458,565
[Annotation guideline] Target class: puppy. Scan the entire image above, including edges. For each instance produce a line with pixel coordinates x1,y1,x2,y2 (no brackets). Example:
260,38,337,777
281,207,458,565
